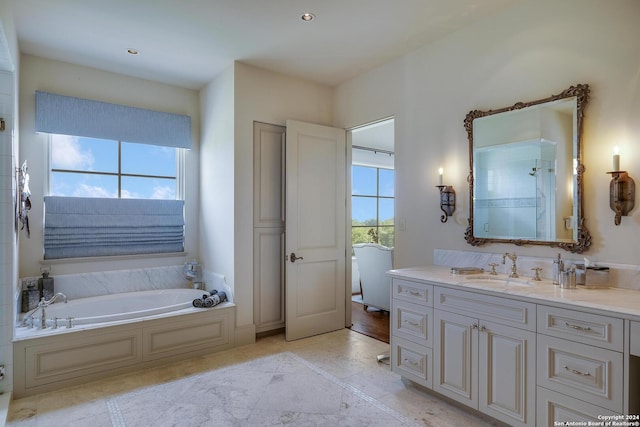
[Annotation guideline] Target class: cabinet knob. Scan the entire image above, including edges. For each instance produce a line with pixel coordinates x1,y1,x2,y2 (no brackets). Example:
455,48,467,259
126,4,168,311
471,323,478,329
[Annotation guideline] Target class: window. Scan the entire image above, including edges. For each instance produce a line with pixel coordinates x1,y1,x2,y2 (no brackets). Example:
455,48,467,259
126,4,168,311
352,165,394,247
36,91,190,259
43,134,184,259
50,134,178,199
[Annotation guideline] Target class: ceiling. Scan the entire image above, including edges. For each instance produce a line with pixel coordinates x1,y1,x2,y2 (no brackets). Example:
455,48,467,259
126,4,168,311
10,0,520,90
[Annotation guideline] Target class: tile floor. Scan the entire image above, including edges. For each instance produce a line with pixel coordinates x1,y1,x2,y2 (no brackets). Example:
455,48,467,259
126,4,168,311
6,329,500,426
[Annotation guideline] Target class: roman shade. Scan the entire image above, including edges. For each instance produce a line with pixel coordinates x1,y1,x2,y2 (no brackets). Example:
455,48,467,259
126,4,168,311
44,196,185,259
35,91,191,149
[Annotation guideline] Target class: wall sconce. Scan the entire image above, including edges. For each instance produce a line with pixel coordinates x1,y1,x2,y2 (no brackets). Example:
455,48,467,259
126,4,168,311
607,147,635,225
436,168,456,223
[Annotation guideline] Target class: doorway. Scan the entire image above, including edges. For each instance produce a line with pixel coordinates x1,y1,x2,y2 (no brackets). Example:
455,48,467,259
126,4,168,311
348,118,394,343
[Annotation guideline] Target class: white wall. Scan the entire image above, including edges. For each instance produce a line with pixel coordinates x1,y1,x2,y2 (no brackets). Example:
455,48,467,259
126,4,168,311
0,1,18,397
334,0,640,267
18,55,201,277
199,62,334,344
199,66,235,306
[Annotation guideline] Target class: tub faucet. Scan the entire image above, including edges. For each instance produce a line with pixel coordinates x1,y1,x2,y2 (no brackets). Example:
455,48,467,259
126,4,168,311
35,293,68,329
502,252,519,278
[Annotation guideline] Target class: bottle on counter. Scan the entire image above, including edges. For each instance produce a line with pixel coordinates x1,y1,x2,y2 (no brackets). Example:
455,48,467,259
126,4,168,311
38,271,55,301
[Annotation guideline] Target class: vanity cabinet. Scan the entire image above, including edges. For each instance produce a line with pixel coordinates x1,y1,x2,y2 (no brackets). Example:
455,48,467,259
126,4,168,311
388,268,639,427
390,279,433,388
433,287,536,427
537,305,624,423
631,321,640,357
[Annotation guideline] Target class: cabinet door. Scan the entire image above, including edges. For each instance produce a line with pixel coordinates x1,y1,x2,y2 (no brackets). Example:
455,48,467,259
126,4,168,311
478,321,536,427
433,309,478,407
253,227,285,333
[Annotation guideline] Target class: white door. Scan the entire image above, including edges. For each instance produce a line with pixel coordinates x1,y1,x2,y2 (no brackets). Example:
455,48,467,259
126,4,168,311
285,119,346,341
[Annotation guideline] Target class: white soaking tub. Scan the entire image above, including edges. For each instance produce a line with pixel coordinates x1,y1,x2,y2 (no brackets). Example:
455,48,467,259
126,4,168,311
13,288,235,398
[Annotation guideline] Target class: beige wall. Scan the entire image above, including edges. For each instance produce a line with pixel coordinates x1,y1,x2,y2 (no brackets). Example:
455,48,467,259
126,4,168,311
233,62,333,340
334,0,640,266
18,55,201,276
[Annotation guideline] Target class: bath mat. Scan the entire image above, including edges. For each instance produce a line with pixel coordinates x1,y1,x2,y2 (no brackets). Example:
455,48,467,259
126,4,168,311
107,351,419,426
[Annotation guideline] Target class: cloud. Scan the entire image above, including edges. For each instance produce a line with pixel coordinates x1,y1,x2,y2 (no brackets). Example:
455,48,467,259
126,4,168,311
72,184,116,198
151,185,175,200
51,135,95,170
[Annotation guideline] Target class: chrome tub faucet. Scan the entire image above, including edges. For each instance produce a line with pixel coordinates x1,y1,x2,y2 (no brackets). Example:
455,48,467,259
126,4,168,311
22,292,68,329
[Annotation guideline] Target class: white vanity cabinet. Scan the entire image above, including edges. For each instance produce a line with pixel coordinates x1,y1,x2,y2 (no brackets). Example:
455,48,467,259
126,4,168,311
536,305,625,423
390,278,433,388
388,267,640,427
433,287,536,427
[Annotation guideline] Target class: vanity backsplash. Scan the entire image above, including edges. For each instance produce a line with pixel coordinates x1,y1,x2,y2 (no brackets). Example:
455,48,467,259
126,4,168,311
434,249,640,291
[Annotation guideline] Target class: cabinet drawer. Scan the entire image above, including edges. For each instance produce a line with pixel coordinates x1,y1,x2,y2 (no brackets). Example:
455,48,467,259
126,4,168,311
391,336,432,389
537,305,623,351
537,386,619,425
434,287,536,331
392,300,432,347
631,321,640,357
392,279,433,306
537,334,623,413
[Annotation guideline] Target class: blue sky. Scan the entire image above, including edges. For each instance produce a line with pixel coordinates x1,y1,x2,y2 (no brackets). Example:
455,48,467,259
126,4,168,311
352,165,394,223
50,135,176,199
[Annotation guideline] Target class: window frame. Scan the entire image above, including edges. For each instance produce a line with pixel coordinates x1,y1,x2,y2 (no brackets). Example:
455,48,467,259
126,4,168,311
47,134,185,200
351,165,395,247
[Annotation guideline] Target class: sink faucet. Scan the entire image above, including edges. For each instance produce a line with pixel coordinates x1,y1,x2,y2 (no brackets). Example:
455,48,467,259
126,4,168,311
33,293,68,329
502,252,519,278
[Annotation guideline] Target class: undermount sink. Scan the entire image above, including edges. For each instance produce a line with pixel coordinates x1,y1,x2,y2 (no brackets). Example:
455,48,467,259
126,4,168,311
459,275,534,287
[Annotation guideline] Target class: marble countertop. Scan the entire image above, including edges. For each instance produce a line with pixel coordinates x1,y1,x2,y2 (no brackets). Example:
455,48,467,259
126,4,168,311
388,266,640,321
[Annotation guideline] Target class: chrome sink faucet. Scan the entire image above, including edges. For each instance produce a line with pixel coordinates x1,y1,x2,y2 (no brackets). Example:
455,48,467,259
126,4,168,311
502,252,519,278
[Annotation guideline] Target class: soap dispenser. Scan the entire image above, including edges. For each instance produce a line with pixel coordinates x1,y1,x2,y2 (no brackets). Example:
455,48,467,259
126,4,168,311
38,270,55,301
552,253,564,286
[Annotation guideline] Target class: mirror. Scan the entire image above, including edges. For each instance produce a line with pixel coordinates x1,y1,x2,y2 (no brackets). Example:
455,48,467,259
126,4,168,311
464,84,591,253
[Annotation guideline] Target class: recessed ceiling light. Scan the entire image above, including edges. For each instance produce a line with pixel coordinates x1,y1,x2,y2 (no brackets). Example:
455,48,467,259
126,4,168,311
127,48,139,55
301,13,315,22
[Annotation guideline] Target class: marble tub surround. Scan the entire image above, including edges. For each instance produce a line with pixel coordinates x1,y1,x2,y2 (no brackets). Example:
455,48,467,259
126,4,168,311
434,248,640,291
18,265,232,303
5,330,499,427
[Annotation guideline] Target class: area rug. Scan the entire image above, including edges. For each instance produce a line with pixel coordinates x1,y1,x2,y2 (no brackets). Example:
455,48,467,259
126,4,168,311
106,352,418,426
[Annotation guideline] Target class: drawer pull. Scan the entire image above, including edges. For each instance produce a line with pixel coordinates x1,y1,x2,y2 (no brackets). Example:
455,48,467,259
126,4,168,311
408,290,422,297
403,320,420,327
564,365,591,376
404,358,419,366
564,322,591,332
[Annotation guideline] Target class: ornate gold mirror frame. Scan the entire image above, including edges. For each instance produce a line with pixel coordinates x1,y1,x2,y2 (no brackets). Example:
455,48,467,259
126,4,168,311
464,84,591,253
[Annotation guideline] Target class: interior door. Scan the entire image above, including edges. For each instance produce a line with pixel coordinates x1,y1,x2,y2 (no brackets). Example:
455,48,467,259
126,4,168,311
285,119,346,341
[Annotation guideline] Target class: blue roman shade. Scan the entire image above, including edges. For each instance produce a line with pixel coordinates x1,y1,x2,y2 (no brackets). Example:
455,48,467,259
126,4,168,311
35,91,191,149
44,197,185,259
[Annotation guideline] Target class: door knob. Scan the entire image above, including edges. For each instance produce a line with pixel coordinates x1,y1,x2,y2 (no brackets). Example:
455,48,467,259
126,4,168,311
290,252,304,263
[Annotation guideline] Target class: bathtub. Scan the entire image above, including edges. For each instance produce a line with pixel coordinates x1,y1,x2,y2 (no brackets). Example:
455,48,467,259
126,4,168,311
14,288,236,398
38,288,213,327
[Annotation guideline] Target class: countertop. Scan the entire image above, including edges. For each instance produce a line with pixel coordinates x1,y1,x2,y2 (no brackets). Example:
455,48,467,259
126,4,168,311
388,266,640,321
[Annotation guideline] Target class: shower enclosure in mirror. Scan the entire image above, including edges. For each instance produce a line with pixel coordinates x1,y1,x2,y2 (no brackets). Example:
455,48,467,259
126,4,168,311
464,84,591,253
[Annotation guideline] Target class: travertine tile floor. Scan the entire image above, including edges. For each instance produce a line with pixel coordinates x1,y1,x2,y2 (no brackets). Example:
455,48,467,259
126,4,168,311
6,329,500,426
